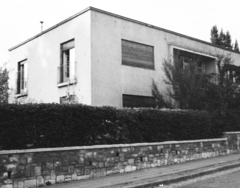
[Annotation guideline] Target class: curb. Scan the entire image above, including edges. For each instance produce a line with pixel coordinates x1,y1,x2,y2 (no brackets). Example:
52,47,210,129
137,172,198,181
115,160,240,188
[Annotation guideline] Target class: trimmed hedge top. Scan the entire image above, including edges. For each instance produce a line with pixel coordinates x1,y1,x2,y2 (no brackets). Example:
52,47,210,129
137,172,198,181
0,104,219,150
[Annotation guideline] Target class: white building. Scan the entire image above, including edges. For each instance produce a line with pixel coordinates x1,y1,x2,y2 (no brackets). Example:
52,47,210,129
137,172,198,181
8,7,240,107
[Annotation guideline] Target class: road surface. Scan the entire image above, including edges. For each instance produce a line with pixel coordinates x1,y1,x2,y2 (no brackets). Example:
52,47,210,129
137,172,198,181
175,169,240,188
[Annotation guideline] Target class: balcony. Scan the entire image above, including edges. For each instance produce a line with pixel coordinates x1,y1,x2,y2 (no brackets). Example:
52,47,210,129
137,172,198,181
57,63,76,87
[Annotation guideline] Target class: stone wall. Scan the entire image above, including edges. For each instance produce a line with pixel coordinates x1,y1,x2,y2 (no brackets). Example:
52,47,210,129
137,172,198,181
0,132,240,188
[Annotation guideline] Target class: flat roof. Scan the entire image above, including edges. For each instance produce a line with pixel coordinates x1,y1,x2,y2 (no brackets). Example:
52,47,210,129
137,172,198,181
8,6,240,55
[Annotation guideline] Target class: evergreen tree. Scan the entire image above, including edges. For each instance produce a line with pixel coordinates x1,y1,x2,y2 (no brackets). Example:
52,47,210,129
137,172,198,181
0,65,9,104
210,25,219,45
218,29,226,47
225,31,232,49
234,40,240,52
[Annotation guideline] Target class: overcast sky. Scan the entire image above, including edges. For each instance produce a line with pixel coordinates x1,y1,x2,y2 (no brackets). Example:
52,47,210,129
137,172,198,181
1,0,240,66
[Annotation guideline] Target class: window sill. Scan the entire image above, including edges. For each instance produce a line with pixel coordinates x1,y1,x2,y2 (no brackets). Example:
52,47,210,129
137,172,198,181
15,93,28,98
122,64,155,71
57,79,77,88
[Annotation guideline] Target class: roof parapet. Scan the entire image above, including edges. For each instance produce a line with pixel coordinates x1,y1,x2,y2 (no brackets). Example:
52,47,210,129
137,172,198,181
8,6,240,55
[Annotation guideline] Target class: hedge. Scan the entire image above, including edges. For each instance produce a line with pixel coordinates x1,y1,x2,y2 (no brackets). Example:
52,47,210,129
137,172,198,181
0,103,227,150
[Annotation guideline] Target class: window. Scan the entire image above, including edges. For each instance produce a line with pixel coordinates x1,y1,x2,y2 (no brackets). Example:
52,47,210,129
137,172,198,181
196,61,205,74
122,40,154,69
16,60,27,95
60,95,77,104
58,39,76,84
225,64,240,83
123,94,156,108
174,49,206,74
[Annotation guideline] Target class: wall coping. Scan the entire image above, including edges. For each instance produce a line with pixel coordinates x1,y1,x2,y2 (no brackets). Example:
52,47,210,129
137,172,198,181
0,138,227,155
224,132,240,134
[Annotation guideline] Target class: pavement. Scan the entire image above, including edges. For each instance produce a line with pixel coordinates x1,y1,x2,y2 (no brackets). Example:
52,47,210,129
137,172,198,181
42,153,240,188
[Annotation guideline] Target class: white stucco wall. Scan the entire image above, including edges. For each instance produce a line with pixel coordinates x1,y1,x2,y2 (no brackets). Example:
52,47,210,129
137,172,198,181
90,10,240,107
8,11,91,104
8,8,240,107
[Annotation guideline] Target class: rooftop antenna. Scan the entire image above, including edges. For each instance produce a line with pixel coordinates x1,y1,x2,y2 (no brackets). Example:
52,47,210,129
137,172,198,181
40,21,44,32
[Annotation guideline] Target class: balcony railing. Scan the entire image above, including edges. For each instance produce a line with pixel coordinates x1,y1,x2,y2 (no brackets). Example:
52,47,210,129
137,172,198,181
16,72,27,95
57,63,76,85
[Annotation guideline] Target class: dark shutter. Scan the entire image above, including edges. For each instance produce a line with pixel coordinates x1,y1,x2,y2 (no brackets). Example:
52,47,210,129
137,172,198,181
122,40,154,69
123,94,156,108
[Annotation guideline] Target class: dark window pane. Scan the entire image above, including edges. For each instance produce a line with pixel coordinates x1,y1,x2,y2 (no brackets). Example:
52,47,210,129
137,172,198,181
123,94,156,108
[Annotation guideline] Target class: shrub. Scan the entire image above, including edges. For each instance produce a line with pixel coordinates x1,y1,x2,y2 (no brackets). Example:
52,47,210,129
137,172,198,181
0,104,217,150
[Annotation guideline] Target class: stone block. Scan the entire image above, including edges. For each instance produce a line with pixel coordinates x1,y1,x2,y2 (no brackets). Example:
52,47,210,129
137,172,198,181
106,169,114,175
42,170,50,175
43,175,51,181
68,166,74,174
84,168,90,175
34,166,41,176
17,181,24,188
36,176,44,187
9,156,18,164
74,167,83,175
150,164,156,168
50,170,56,179
64,175,72,182
76,175,90,180
0,185,13,188
85,152,92,158
98,162,104,168
13,181,18,188
25,179,36,188
79,157,84,163
54,161,62,168
132,154,138,157
131,166,137,171
93,169,101,177
27,157,32,164
92,162,98,168
116,162,123,168
19,157,27,165
62,166,68,172
121,148,129,152
104,162,109,167
142,157,148,162
100,168,106,176
25,165,31,177
128,159,134,164
71,173,77,180
46,162,53,170
56,175,64,183
4,180,12,184
124,165,132,172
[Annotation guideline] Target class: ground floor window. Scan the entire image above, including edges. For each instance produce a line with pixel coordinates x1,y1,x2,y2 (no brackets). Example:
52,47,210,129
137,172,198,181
122,94,156,108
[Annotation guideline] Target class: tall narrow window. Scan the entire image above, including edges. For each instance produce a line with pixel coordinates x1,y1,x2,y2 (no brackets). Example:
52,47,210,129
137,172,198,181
59,39,75,84
16,60,27,95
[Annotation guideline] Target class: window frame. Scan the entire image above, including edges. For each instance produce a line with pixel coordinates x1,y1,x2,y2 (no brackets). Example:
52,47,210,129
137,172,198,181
58,39,76,86
16,59,28,97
